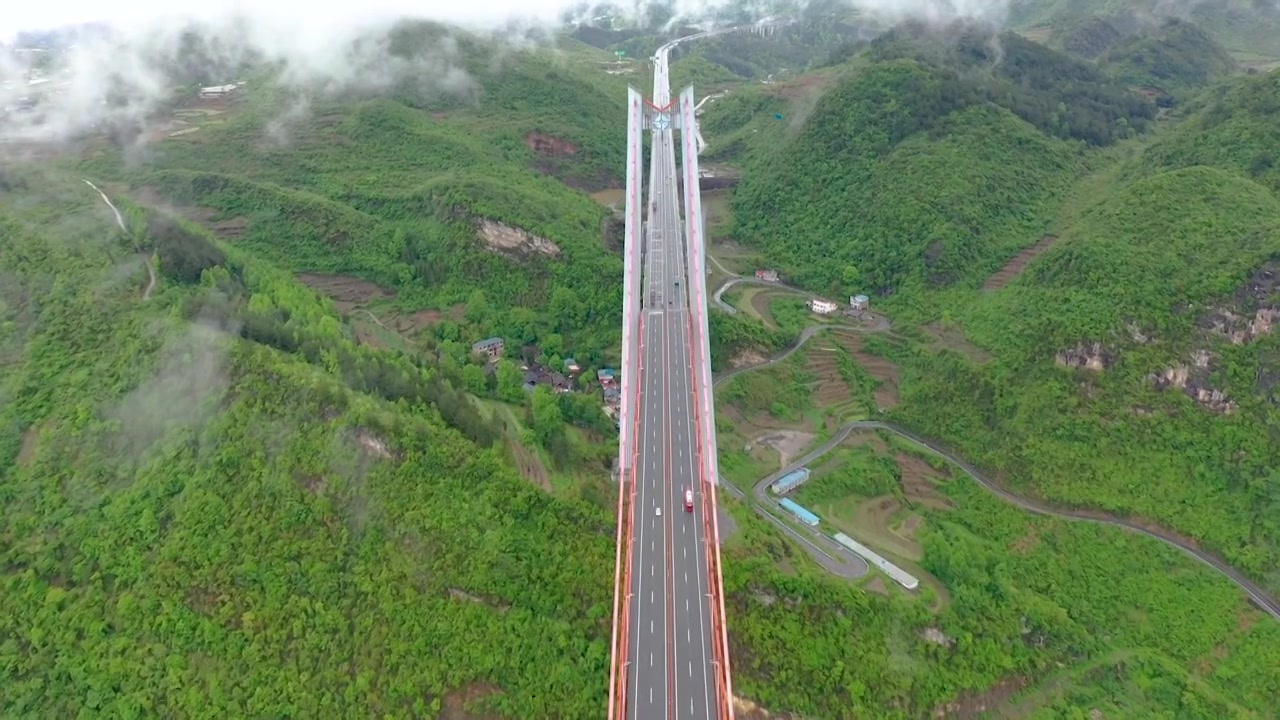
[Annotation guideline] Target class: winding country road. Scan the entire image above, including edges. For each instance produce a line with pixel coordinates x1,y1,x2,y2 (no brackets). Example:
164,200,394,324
709,265,1280,621
84,179,157,300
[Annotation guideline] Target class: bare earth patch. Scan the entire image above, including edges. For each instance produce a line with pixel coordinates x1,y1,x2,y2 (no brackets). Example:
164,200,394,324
509,440,552,492
935,676,1033,719
864,575,889,596
16,426,39,466
767,72,833,101
834,332,901,410
806,346,853,408
296,273,393,313
131,186,250,241
1010,528,1041,556
440,682,504,720
899,515,923,539
728,349,769,369
896,453,953,510
754,430,815,467
748,288,783,328
735,695,798,720
590,188,625,209
983,234,1060,291
852,496,924,561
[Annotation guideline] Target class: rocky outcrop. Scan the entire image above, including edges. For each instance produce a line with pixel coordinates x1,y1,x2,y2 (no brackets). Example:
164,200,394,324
1149,352,1236,414
477,220,561,258
1200,307,1279,345
524,132,578,157
1055,342,1112,371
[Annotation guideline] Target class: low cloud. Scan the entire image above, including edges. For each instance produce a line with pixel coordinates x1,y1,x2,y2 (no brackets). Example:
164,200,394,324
0,1,579,146
108,313,240,461
2,0,1166,147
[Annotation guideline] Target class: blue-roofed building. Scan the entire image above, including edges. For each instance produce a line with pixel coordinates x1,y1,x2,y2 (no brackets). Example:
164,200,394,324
771,467,811,495
778,498,819,526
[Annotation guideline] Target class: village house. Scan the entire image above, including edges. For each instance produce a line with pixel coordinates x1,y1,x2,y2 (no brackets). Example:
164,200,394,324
523,366,573,393
198,82,243,100
755,269,779,282
809,299,839,315
472,337,505,359
564,358,581,374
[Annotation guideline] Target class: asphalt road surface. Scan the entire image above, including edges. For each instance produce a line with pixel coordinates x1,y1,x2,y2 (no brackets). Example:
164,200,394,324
626,46,720,720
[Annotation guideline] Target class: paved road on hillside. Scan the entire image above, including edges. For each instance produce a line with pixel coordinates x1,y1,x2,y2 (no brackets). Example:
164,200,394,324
708,274,1280,622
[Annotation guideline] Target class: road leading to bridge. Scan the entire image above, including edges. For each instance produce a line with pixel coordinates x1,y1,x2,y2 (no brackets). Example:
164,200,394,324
624,43,720,720
612,23,792,720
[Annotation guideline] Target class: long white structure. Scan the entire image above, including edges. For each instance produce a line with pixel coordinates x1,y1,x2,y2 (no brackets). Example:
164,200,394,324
618,86,644,479
833,532,920,590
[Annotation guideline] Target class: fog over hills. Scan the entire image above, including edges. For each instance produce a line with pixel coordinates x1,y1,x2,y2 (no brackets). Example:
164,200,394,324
0,0,1018,147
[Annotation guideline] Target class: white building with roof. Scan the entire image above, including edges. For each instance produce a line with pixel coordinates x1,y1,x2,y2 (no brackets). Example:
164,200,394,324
809,299,839,315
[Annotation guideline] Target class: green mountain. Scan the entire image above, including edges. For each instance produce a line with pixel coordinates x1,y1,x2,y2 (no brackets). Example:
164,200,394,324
892,68,1280,619
1011,0,1280,63
1136,68,1280,191
1097,18,1239,94
725,23,1280,609
8,13,1280,719
76,26,633,367
729,24,1153,296
699,22,1280,716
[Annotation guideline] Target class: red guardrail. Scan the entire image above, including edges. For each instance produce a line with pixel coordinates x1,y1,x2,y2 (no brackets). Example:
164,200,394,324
613,311,647,720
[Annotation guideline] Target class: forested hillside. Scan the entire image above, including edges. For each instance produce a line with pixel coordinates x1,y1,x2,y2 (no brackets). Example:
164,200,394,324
1010,0,1280,61
75,27,633,365
728,25,1155,297
724,19,1280,599
1096,19,1239,94
0,168,617,717
888,67,1280,592
8,164,1279,718
700,16,1280,715
1137,68,1280,192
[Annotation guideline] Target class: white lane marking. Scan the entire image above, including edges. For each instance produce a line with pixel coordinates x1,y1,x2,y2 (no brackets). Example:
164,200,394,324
650,687,653,704
650,653,653,667
689,662,692,678
651,620,654,633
